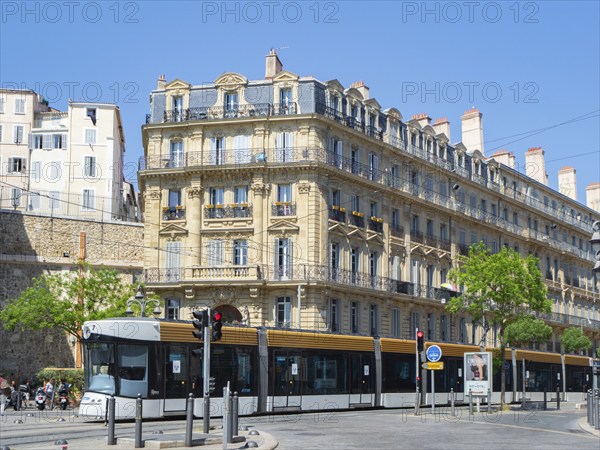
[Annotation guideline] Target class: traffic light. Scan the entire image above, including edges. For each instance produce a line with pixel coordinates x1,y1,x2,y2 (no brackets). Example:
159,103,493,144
212,311,223,341
192,309,209,340
416,329,425,352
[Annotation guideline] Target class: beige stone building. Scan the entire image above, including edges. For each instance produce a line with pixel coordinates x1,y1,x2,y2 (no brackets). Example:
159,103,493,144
140,51,600,356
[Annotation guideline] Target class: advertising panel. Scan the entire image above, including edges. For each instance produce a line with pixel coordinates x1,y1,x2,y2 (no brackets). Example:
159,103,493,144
464,352,492,396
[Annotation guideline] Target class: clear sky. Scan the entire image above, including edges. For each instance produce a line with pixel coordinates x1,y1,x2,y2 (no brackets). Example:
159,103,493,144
1,0,598,204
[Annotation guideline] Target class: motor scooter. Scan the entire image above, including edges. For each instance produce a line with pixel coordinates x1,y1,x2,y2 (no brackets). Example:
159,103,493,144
35,387,46,410
58,384,70,410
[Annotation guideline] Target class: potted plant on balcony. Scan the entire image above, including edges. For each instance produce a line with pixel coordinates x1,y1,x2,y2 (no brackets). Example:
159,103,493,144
175,205,184,210
352,211,364,217
206,204,214,209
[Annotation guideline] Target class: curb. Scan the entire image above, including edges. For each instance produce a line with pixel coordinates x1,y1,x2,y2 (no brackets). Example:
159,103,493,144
578,416,600,438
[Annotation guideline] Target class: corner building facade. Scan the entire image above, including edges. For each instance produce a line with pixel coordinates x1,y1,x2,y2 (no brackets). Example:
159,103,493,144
140,53,600,371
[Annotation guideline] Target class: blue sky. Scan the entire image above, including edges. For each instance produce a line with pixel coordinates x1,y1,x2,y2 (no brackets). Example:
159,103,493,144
1,1,598,203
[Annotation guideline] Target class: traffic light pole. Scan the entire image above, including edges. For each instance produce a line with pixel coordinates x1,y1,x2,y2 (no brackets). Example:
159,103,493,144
203,307,211,434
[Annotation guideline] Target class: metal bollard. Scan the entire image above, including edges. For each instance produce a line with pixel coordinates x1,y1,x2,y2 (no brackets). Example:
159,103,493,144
487,389,492,413
450,388,455,417
226,395,233,443
185,393,194,447
591,391,595,427
222,387,230,450
587,391,592,426
107,394,116,445
468,389,473,422
232,392,239,437
414,386,420,416
595,392,600,431
556,385,560,411
134,393,143,448
543,388,547,412
203,393,210,434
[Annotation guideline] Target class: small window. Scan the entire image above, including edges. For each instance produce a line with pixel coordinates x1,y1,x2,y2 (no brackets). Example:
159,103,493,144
86,108,97,125
84,156,97,177
85,129,97,145
13,125,24,144
351,301,360,334
329,298,339,332
166,298,180,320
83,189,95,210
8,157,25,173
276,296,292,328
15,98,25,114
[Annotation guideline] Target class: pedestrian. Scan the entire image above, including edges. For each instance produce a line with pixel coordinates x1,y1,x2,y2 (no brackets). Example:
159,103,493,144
45,378,55,409
0,373,8,416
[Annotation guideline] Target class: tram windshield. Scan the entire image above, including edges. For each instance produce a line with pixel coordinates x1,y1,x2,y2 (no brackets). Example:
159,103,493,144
85,342,116,394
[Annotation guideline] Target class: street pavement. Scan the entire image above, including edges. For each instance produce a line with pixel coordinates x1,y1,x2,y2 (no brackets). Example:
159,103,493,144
1,402,598,449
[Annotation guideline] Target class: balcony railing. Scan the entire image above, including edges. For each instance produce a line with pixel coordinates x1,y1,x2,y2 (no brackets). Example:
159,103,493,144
163,207,185,221
390,224,404,238
272,202,296,216
144,265,263,283
349,212,365,228
329,207,346,222
410,230,424,244
272,102,297,115
368,218,383,233
205,205,253,219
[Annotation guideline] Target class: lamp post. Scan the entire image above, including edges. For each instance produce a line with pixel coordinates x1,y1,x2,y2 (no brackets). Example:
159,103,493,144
126,285,161,317
590,221,600,391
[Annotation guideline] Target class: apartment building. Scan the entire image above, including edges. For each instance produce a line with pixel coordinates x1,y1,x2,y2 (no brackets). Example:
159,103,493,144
139,50,600,356
0,89,131,221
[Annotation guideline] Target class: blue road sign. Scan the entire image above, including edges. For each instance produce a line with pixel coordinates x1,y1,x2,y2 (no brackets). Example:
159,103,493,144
426,345,442,362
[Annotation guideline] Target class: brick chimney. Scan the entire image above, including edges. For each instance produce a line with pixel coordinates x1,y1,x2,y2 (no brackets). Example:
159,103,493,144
586,182,600,212
558,166,577,201
524,147,548,185
350,80,370,100
433,117,450,140
265,48,283,79
489,149,515,168
412,112,431,129
157,74,166,90
461,107,484,155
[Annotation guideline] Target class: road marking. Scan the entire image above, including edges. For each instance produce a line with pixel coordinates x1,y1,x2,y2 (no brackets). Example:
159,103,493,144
471,419,598,439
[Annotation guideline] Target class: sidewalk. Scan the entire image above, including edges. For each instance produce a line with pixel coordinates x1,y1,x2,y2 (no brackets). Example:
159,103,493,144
579,417,600,439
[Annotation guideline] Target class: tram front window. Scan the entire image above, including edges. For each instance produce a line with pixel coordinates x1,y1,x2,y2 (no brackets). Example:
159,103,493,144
86,343,116,394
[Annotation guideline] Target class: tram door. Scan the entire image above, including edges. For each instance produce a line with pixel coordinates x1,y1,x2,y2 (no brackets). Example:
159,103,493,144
163,344,189,413
272,351,302,410
349,354,373,406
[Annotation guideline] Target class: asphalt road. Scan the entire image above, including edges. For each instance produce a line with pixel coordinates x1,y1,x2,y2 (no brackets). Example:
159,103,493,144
0,404,597,449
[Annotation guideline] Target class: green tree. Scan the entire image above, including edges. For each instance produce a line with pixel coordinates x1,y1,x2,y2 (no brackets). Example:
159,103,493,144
446,243,551,407
505,315,553,348
0,263,135,342
560,327,591,354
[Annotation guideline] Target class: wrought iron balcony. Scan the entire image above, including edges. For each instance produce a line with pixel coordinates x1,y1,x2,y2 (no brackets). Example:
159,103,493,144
458,244,471,255
345,117,365,132
365,125,383,140
329,206,346,222
390,224,404,238
163,207,185,221
349,212,365,228
272,102,297,115
272,202,296,216
205,205,252,219
368,218,383,233
410,230,424,244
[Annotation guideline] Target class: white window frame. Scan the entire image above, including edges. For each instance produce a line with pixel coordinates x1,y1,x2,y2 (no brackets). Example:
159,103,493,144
13,125,24,144
84,156,97,178
276,296,292,328
233,240,248,266
84,129,97,145
8,157,25,173
14,98,25,114
166,298,180,320
82,189,95,210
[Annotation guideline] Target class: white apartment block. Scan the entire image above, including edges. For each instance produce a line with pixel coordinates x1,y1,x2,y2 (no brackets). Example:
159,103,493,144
0,89,132,221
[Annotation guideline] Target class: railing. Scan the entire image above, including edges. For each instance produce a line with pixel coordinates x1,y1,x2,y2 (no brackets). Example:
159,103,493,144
410,230,424,244
205,205,253,219
390,224,404,238
272,102,298,116
163,207,185,221
349,213,365,228
368,218,383,233
272,202,296,216
329,207,346,223
144,265,263,283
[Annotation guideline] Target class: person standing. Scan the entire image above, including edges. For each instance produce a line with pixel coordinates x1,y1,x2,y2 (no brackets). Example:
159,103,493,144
44,379,55,409
0,373,8,415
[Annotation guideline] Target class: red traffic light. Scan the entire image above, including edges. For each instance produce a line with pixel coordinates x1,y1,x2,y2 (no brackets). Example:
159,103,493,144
213,312,222,321
416,330,424,339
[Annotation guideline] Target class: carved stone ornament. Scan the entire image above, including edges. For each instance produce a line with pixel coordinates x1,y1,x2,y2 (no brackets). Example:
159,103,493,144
211,287,236,304
252,304,260,319
298,182,311,194
185,288,195,299
251,181,271,194
146,190,161,201
187,186,203,199
249,288,259,299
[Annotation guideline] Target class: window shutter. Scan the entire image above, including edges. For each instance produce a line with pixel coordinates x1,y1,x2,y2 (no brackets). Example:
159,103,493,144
42,134,51,149
209,137,216,165
28,133,33,149
273,238,279,278
62,134,67,149
31,161,41,182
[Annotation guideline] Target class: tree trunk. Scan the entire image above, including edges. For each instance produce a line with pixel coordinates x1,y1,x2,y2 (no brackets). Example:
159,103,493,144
500,332,506,407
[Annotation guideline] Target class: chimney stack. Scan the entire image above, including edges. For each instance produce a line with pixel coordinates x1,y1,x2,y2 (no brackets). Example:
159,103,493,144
558,166,577,201
350,81,370,100
489,150,515,168
265,48,283,79
157,74,166,90
412,112,431,129
524,147,548,185
586,182,600,212
433,117,450,141
461,107,484,155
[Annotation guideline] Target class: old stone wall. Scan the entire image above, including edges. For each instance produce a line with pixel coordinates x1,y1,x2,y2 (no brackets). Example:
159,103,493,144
0,211,144,382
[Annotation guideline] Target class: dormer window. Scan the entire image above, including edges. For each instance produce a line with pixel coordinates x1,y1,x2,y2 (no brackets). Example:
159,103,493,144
224,92,238,111
331,94,338,113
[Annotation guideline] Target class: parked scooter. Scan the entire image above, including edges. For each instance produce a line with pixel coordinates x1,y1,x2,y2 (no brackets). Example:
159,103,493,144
35,386,46,410
57,382,70,410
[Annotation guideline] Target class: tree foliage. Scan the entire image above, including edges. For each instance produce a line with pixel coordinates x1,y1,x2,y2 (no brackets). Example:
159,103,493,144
505,315,553,347
0,264,135,341
446,243,551,406
560,327,592,353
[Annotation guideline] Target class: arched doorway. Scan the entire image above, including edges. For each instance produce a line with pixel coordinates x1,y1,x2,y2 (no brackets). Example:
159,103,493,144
213,305,242,324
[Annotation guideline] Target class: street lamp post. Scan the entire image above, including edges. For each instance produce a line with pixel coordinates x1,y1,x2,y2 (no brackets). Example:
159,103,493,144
590,221,600,391
126,285,161,317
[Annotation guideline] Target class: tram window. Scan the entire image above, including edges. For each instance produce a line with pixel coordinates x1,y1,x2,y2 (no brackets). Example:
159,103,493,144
85,342,115,394
118,344,148,397
304,353,347,395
